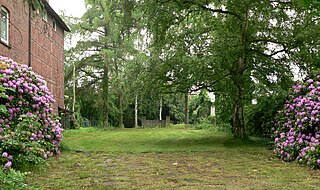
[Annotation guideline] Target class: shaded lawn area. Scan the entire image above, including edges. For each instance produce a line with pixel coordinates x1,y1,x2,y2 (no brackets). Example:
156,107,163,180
27,127,320,189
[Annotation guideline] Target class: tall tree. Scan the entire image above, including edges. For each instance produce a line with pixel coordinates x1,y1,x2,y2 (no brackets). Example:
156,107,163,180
64,0,137,127
142,0,320,138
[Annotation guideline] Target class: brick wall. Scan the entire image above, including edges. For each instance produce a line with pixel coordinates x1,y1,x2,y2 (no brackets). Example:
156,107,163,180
30,7,65,112
0,0,65,112
0,0,29,65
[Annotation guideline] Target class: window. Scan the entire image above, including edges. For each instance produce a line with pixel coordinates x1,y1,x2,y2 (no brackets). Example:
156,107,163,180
42,9,47,21
1,7,9,44
52,19,56,31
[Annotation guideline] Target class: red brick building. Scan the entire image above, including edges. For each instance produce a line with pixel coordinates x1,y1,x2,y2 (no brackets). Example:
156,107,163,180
0,0,69,112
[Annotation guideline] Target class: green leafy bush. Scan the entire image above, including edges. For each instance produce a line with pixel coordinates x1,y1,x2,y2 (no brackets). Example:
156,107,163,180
245,92,287,137
0,168,29,190
189,90,212,124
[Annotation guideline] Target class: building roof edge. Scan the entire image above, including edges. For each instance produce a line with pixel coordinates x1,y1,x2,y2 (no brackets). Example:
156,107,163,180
41,0,70,32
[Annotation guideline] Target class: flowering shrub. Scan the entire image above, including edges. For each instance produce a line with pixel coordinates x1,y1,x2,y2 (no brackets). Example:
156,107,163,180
273,74,320,168
0,56,63,169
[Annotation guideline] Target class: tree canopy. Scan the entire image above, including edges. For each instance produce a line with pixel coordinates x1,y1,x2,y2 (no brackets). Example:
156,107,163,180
64,0,320,138
140,0,320,138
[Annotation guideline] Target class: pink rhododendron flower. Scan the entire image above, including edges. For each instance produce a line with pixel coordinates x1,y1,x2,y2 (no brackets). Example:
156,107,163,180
2,152,8,158
4,161,12,168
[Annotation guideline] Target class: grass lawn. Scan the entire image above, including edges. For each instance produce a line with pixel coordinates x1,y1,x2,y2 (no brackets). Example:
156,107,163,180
27,127,320,189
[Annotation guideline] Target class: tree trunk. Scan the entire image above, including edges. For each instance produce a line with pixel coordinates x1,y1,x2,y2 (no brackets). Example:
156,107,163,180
159,96,162,121
134,95,138,128
72,62,76,128
231,54,246,139
232,91,245,139
72,62,76,114
119,93,124,128
184,92,189,126
231,8,248,139
103,54,109,127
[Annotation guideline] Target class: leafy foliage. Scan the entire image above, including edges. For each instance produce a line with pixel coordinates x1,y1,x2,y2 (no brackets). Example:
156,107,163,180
189,90,212,124
64,0,140,127
141,0,320,138
245,91,289,137
0,168,29,190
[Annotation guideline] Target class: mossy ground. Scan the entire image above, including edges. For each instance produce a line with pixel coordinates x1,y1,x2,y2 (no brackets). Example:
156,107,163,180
27,127,320,189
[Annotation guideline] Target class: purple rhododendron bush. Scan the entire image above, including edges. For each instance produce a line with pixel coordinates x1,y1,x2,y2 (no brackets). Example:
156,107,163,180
0,56,63,169
273,74,320,168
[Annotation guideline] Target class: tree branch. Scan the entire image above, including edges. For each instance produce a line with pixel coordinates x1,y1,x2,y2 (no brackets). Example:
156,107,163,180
174,9,195,25
76,78,102,93
199,5,242,20
79,69,100,79
251,39,287,46
249,48,288,60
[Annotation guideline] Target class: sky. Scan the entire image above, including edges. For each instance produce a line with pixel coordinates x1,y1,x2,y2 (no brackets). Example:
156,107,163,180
49,0,86,17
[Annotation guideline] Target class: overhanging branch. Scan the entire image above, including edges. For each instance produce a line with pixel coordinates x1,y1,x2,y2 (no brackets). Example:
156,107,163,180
199,5,242,20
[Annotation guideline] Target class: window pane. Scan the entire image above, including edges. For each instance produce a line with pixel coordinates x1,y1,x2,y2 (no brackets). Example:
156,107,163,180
53,19,56,31
1,9,8,42
42,10,47,21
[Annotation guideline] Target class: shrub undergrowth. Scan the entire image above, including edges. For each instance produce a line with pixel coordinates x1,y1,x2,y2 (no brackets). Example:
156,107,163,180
0,168,29,190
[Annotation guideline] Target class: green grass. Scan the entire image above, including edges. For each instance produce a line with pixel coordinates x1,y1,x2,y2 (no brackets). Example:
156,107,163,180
61,127,267,153
62,127,244,152
27,127,320,190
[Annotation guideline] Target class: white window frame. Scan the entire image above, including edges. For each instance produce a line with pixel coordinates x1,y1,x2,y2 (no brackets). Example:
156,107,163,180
42,9,48,22
1,7,9,45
